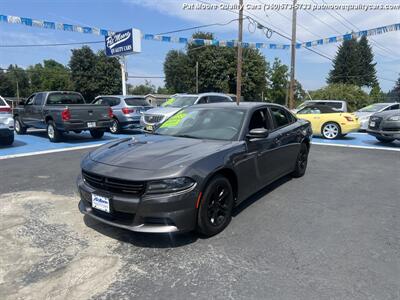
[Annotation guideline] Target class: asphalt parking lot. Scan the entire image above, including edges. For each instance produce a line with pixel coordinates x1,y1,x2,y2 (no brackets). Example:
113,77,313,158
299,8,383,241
1,144,399,299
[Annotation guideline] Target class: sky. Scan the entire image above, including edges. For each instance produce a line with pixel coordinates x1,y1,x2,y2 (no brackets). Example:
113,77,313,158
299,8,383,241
0,0,399,92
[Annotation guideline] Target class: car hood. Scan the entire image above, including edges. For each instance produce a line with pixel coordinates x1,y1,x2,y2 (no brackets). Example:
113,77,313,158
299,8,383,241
372,109,400,119
354,112,373,118
89,134,232,170
144,107,181,118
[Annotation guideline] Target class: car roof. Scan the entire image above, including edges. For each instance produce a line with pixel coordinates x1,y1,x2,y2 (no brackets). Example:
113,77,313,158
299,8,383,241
189,101,286,110
173,92,232,98
300,104,336,113
305,100,346,102
95,95,145,99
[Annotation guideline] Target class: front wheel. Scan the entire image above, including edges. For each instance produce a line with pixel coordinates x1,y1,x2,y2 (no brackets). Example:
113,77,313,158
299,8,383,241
47,121,62,142
14,117,27,135
0,134,14,146
292,143,309,178
90,129,104,139
376,136,395,143
322,122,341,139
197,175,234,237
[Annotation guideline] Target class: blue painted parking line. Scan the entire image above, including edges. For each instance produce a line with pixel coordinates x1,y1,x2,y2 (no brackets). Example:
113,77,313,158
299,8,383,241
0,130,139,159
1,131,399,160
311,133,400,152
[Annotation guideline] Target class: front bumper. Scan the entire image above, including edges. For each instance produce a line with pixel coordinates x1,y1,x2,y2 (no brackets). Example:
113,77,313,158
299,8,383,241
341,122,361,134
77,175,198,233
367,128,400,139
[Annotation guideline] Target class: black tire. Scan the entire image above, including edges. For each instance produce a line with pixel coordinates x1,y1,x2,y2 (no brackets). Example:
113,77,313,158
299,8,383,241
292,143,309,178
47,121,62,142
14,117,27,135
376,136,395,143
109,118,121,134
197,175,234,237
0,134,14,146
73,130,82,134
90,129,104,139
321,122,341,139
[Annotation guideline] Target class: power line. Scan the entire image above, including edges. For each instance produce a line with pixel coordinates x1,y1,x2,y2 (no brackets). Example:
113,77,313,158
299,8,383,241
0,41,103,47
154,18,239,35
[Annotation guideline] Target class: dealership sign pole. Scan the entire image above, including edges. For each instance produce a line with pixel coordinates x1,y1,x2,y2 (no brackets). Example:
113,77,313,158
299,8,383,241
105,28,141,95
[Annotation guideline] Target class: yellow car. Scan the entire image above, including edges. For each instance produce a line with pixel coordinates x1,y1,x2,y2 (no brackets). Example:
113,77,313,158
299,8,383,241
296,105,360,139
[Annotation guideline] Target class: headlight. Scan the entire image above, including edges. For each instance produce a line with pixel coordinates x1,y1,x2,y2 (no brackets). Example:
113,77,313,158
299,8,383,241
388,115,400,121
146,177,196,194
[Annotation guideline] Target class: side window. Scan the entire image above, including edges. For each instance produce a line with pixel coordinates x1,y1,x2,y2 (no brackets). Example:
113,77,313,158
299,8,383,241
197,97,208,104
390,104,399,110
33,93,44,105
102,97,120,106
25,95,35,105
208,96,230,103
270,107,291,129
248,109,270,131
93,98,104,105
298,107,320,114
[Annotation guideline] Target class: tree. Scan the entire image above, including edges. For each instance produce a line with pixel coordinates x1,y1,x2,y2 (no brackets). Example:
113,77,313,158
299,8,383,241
164,32,267,100
369,83,385,102
265,58,289,105
357,36,377,87
69,46,99,101
27,60,72,92
327,38,361,86
387,76,400,102
0,70,14,97
310,84,370,111
328,37,377,88
94,51,121,96
128,80,156,95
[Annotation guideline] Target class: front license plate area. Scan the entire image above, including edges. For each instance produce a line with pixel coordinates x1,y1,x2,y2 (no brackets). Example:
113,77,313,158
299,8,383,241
145,125,153,131
370,121,376,127
92,194,110,213
87,122,96,128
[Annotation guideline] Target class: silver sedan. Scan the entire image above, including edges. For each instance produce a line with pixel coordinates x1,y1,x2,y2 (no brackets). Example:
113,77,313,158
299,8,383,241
355,102,400,130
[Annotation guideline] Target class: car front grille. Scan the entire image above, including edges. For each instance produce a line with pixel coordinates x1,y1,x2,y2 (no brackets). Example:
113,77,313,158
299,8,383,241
82,170,145,196
144,114,164,124
369,116,382,129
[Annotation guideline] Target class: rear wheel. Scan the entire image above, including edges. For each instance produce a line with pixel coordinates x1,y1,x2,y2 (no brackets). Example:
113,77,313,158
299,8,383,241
376,136,395,143
292,143,309,178
322,122,341,139
197,175,234,237
47,121,62,142
90,129,104,139
73,130,82,134
0,134,14,146
109,118,121,134
14,117,27,135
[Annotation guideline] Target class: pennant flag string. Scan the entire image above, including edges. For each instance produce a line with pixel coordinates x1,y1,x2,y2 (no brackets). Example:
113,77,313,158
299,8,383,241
0,14,399,50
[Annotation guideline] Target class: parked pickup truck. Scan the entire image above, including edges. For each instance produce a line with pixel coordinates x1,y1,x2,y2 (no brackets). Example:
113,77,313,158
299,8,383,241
13,91,113,142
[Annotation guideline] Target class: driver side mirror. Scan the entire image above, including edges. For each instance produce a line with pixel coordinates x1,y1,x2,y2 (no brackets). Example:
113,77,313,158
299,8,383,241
246,128,269,140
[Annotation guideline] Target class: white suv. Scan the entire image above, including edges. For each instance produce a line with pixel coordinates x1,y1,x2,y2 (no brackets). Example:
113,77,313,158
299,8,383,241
140,93,233,131
0,96,14,145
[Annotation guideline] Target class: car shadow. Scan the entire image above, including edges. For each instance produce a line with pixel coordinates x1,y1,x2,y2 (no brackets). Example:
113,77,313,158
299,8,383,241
83,215,198,248
362,139,400,148
0,139,27,149
312,135,356,141
232,175,293,217
27,130,118,144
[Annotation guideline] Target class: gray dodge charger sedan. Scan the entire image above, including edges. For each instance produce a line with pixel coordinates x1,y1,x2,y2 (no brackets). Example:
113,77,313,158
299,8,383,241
77,102,312,237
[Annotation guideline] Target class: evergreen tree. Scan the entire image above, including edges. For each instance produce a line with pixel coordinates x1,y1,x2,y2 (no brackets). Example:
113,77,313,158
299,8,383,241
327,38,361,86
358,36,377,87
387,76,400,102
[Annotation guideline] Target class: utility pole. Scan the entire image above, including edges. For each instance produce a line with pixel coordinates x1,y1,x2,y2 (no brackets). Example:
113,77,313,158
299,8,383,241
236,0,243,105
16,80,20,101
289,0,297,109
195,61,199,94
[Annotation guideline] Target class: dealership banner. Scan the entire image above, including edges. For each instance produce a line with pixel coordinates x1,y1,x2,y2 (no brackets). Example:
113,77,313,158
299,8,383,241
1,14,399,50
105,28,141,56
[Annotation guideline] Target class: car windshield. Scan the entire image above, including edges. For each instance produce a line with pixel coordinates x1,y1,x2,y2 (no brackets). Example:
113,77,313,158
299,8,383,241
358,103,389,112
162,96,198,108
0,97,6,106
155,107,245,141
124,98,150,106
47,92,85,105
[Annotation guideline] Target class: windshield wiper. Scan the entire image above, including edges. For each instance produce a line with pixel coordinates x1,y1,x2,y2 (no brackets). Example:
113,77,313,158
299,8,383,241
174,134,200,139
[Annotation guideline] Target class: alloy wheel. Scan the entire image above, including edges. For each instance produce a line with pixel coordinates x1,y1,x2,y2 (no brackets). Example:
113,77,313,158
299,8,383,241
47,124,55,139
322,123,339,139
207,184,231,227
